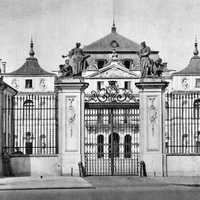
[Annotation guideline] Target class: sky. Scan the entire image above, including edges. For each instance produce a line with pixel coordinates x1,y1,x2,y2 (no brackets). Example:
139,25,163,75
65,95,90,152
0,0,200,73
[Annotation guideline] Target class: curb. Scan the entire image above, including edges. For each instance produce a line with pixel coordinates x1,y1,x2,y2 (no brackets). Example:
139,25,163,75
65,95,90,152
0,186,96,191
172,183,200,187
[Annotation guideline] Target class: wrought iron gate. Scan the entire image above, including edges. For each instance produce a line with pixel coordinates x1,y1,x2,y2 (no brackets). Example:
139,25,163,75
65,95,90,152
84,82,139,176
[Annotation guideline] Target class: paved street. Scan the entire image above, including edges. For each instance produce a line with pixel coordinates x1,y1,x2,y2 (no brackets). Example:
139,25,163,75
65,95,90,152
0,176,200,200
0,185,200,200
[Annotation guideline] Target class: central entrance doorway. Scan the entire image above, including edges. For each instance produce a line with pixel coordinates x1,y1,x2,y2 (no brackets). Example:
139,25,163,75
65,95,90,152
84,103,139,176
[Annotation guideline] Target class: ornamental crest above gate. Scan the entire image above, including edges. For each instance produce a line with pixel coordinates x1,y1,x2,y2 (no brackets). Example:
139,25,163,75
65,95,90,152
85,81,139,103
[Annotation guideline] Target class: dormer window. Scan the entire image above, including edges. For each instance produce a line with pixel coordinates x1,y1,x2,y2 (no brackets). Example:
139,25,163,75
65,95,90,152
25,79,32,88
123,59,132,69
110,40,119,48
97,59,106,69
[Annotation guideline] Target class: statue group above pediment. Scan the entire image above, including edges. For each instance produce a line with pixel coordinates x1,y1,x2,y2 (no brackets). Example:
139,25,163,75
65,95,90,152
58,41,166,79
139,41,166,78
59,42,90,78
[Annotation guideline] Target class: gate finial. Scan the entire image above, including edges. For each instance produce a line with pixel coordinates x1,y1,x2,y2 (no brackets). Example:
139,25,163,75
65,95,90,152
193,35,199,56
29,37,35,57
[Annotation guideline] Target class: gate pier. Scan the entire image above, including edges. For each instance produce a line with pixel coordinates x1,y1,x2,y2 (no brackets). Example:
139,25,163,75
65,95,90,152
55,78,88,176
136,78,168,176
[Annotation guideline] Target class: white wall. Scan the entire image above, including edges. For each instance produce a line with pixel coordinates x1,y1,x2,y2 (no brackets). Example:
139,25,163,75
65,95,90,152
10,156,60,176
167,155,200,176
4,76,55,92
172,75,200,91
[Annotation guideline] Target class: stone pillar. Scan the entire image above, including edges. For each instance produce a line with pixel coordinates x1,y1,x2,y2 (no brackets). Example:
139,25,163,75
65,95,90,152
0,84,3,176
136,78,168,176
55,78,88,176
0,78,17,176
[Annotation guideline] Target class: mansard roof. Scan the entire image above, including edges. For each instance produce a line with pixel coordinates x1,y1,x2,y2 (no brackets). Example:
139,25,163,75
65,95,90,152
83,23,141,53
8,40,55,76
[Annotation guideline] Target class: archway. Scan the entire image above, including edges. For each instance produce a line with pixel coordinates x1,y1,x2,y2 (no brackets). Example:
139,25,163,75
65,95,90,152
109,132,119,158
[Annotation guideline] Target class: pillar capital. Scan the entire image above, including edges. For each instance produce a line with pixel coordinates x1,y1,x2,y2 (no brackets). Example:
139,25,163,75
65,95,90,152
55,78,89,91
135,78,168,91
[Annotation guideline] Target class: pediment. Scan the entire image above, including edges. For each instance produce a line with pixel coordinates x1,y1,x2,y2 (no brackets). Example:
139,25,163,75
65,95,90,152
85,62,139,79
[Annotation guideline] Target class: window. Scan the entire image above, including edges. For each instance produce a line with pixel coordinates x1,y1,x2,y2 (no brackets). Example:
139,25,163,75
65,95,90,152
25,79,33,88
109,80,117,87
25,132,33,154
23,100,34,120
97,81,104,90
194,99,200,118
123,60,131,69
196,141,200,153
23,99,34,107
97,135,104,158
124,81,131,90
97,109,103,123
165,101,169,117
196,79,200,88
195,131,200,153
109,132,119,158
25,142,33,154
97,60,105,69
124,135,132,158
124,109,128,124
110,40,119,48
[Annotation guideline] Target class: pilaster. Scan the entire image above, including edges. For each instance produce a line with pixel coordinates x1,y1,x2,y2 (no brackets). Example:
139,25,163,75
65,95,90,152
55,78,88,176
136,78,168,176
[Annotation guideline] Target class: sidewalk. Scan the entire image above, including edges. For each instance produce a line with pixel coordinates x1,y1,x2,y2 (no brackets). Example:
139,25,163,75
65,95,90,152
84,176,200,188
0,176,94,190
0,176,200,190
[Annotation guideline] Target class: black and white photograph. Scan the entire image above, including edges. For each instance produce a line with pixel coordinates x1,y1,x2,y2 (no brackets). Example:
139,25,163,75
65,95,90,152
0,0,200,199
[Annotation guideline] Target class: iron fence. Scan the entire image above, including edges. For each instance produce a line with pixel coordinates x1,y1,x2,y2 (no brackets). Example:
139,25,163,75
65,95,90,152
166,92,200,154
2,93,58,155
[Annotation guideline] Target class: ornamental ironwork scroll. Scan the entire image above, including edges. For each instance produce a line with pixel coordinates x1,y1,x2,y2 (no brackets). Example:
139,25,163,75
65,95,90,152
85,81,138,103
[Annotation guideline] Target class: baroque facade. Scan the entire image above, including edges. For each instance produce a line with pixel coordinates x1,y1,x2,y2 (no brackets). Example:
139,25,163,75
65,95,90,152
1,23,200,176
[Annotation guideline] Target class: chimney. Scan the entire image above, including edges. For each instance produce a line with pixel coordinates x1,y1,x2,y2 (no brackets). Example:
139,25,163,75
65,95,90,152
2,62,6,74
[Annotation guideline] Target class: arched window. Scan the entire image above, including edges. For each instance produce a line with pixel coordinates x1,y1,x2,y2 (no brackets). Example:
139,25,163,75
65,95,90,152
23,100,34,120
109,132,119,158
194,99,200,118
124,135,132,158
97,135,104,158
23,99,34,107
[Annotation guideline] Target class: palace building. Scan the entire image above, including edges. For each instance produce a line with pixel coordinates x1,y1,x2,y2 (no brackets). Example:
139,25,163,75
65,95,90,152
1,23,200,177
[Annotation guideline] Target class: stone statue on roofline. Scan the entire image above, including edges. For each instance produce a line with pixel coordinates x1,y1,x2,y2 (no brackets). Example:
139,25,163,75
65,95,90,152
59,57,73,78
59,42,90,78
139,41,166,78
